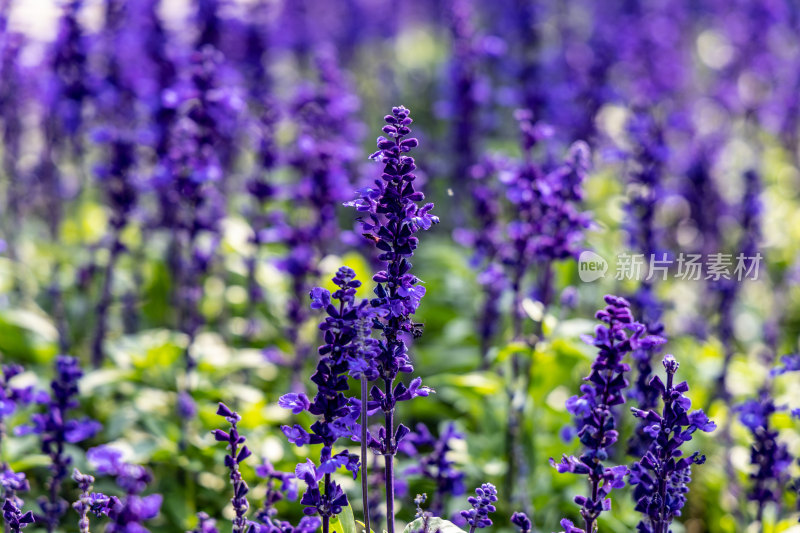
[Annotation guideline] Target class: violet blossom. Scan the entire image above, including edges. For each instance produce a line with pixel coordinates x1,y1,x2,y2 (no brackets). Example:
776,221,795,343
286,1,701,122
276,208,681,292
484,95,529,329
16,356,101,532
552,295,665,532
629,355,716,532
214,403,252,533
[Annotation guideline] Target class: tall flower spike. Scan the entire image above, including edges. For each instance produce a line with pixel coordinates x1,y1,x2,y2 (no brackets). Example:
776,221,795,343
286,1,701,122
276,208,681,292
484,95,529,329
629,355,716,532
214,403,251,533
346,106,438,533
622,110,668,459
15,356,101,533
277,49,364,387
736,353,799,523
279,268,367,533
552,295,665,533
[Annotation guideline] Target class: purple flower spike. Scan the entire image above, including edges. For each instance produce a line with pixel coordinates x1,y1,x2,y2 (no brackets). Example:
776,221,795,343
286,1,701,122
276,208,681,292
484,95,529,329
214,403,251,533
16,356,101,532
554,296,664,532
345,105,438,533
629,354,715,532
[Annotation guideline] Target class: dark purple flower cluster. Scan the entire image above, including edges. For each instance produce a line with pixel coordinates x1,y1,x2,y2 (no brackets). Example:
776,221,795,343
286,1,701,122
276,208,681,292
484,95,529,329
736,393,792,522
214,403,252,533
442,0,490,215
1,467,31,533
503,111,591,270
455,157,507,362
190,512,220,533
0,365,32,445
629,355,716,532
72,469,112,533
16,356,101,532
736,352,799,523
459,483,498,532
46,0,90,155
552,295,665,532
2,499,34,533
510,511,531,533
85,446,162,532
213,404,320,533
468,112,590,351
399,423,465,515
250,459,317,533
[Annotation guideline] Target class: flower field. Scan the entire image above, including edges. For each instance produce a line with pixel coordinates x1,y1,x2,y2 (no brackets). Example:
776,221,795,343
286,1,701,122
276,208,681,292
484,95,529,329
1,1,799,532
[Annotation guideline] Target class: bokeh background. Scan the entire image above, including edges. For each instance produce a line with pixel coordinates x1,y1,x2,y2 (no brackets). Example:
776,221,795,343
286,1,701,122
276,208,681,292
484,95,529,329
1,0,800,532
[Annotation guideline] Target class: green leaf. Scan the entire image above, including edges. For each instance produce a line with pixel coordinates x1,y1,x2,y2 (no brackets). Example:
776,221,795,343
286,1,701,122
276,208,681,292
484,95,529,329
331,504,357,533
402,517,465,533
495,341,530,363
355,520,375,533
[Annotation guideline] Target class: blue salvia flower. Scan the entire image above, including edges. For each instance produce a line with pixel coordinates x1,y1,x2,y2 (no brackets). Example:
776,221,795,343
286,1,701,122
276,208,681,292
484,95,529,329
552,296,665,533
0,365,32,452
242,101,278,340
279,268,367,531
0,28,26,267
85,446,161,532
154,46,238,424
629,355,716,532
195,0,221,49
555,518,584,533
714,169,762,398
72,469,112,533
736,394,792,523
501,112,591,333
251,458,306,532
399,423,465,515
2,500,34,533
623,112,669,457
442,0,487,220
459,483,498,532
772,353,800,376
189,512,219,533
455,157,507,364
214,403,252,533
90,127,138,368
499,118,591,510
736,352,799,523
134,0,177,162
1,467,30,533
276,50,364,386
510,511,531,533
346,105,438,533
46,0,90,158
38,0,92,353
16,356,101,532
